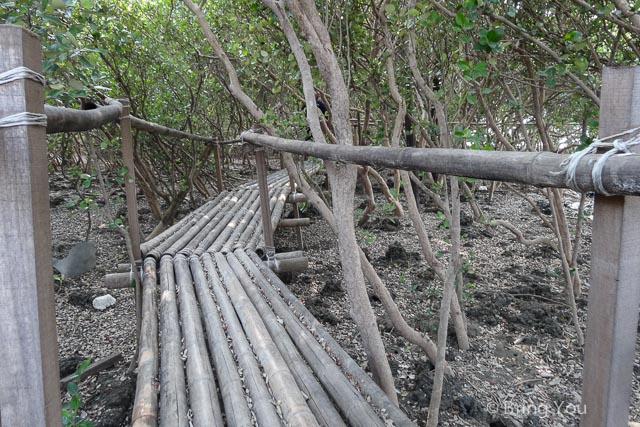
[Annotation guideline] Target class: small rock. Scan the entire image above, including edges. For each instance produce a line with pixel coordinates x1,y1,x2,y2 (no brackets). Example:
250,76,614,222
93,294,117,310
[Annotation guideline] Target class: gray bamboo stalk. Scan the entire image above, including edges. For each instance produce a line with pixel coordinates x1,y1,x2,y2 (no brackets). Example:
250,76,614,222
189,256,253,427
245,250,415,426
131,258,159,427
192,189,257,256
140,195,220,254
232,250,396,427
190,190,258,254
214,252,319,427
171,189,253,257
173,255,224,426
226,252,349,427
143,193,227,258
158,256,189,427
201,254,282,426
209,190,260,253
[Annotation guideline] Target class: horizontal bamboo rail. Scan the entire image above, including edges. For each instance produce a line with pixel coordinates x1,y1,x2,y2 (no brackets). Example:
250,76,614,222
240,131,640,196
45,101,220,143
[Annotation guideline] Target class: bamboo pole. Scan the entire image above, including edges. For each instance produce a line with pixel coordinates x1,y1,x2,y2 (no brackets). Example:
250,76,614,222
158,256,188,427
232,189,276,251
171,191,252,257
0,24,61,427
201,254,282,426
176,188,254,256
245,250,415,426
173,255,224,426
208,190,261,253
189,257,253,427
145,191,239,259
189,189,254,255
140,194,223,254
131,258,159,427
234,250,406,427
225,252,347,427
214,252,319,427
240,131,640,196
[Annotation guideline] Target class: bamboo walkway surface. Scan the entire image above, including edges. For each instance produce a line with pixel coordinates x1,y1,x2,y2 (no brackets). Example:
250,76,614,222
130,162,416,427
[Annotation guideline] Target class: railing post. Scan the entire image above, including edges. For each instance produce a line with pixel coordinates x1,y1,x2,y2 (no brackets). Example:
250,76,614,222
288,174,304,250
213,142,224,192
581,66,640,427
255,147,275,257
0,24,62,426
119,98,141,261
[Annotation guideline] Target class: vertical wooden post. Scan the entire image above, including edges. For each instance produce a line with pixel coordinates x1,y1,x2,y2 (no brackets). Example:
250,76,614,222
288,174,304,250
255,147,275,257
581,66,640,427
0,25,62,426
213,142,224,192
119,98,141,261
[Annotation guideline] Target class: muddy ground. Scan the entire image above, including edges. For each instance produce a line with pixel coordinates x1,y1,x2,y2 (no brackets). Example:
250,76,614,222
50,168,640,426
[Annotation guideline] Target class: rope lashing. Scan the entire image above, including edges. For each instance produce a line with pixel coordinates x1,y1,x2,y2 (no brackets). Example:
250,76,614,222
0,112,47,128
0,67,47,128
0,66,46,86
561,127,640,196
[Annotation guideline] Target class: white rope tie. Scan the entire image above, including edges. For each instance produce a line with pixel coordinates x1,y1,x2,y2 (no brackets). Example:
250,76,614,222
0,112,48,128
561,127,640,196
0,66,46,86
0,67,47,129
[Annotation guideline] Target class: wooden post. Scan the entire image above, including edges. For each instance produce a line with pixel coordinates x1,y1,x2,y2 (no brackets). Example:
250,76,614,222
581,66,640,427
288,174,304,250
213,142,224,192
119,98,141,260
0,25,62,426
255,147,275,257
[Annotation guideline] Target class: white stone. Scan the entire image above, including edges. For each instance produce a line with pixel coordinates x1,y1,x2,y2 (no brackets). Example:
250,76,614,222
93,294,116,310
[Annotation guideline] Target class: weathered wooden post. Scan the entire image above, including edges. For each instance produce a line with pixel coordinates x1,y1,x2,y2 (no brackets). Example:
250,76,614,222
119,98,141,261
581,66,640,427
213,142,225,192
0,25,62,426
255,147,275,257
288,174,304,250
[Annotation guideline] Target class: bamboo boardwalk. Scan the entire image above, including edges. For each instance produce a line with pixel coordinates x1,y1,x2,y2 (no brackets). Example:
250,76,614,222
130,163,416,427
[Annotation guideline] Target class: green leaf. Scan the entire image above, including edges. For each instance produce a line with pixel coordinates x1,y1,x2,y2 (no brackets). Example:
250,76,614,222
66,382,79,395
466,94,477,105
384,3,396,15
